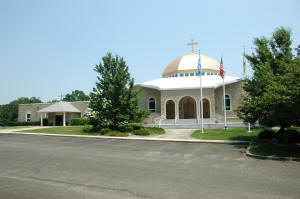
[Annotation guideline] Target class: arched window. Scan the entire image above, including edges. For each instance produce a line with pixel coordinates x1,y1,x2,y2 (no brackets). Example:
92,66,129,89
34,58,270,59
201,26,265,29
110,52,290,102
225,94,231,111
148,97,156,113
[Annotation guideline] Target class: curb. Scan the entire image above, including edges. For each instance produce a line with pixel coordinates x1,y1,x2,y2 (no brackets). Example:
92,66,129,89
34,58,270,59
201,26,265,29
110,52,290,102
0,132,250,144
245,146,300,162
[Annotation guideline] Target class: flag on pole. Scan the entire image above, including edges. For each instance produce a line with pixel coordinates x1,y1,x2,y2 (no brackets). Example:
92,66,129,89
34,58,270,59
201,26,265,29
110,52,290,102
197,52,202,76
219,57,225,79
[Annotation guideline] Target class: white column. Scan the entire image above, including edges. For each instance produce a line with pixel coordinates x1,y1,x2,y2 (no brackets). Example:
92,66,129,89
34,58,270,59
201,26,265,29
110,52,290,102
63,112,66,126
41,114,43,127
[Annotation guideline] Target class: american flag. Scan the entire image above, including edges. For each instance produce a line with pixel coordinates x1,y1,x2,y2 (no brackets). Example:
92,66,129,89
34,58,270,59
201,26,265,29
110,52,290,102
197,51,201,76
219,57,225,79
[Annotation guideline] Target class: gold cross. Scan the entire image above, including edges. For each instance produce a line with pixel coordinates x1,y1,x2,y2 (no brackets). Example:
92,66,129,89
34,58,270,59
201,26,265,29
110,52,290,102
58,93,65,101
187,38,198,53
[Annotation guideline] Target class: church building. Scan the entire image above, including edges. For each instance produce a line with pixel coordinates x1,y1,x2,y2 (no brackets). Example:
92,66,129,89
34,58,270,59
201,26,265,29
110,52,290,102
135,43,244,127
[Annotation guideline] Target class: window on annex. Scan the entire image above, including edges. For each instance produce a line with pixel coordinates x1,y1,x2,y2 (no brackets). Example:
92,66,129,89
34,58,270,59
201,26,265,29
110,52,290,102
180,73,184,77
185,73,189,76
190,72,195,76
148,97,156,113
26,112,31,122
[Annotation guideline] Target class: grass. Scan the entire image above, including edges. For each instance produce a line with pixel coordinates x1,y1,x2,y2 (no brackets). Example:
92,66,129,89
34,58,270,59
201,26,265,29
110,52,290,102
0,126,36,130
20,126,102,136
249,137,300,158
191,128,261,141
132,127,165,136
19,125,165,137
192,127,300,158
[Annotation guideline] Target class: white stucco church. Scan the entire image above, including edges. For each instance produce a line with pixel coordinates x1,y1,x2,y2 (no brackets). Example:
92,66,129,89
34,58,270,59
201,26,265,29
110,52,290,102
135,40,244,128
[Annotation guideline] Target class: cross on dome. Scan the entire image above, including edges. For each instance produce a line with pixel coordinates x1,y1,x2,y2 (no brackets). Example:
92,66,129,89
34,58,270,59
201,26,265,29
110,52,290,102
187,38,198,53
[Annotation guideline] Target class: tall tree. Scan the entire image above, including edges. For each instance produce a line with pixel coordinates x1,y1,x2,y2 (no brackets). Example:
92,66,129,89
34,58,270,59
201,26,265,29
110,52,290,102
0,97,42,125
63,90,89,102
88,52,148,129
238,27,300,131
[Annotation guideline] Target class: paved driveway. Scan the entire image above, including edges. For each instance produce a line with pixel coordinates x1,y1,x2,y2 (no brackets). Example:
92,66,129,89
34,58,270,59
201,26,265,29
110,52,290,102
0,134,299,199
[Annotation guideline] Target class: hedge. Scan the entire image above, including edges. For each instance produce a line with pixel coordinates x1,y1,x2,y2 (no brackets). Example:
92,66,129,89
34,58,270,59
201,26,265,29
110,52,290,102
71,118,89,126
0,121,41,126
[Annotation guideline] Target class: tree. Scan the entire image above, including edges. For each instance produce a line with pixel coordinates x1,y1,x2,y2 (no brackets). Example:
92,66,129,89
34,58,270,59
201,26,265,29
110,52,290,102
0,97,42,125
88,52,148,129
238,27,300,131
63,90,90,102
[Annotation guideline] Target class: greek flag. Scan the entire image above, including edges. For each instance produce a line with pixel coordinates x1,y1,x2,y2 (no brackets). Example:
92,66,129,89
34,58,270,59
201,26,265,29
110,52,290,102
197,51,202,76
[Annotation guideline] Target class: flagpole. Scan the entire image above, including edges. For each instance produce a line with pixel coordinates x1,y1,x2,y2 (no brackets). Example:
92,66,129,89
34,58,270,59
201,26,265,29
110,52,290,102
198,50,204,133
200,67,204,133
223,78,227,129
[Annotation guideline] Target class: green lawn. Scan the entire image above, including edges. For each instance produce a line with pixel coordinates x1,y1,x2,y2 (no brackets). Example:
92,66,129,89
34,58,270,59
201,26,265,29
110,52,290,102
20,126,103,136
249,138,300,158
0,126,36,130
191,128,261,141
20,126,129,137
19,125,165,137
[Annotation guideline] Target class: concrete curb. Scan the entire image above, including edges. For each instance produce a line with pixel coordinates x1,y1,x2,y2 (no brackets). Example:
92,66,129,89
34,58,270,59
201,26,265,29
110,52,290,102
245,146,300,162
0,131,250,144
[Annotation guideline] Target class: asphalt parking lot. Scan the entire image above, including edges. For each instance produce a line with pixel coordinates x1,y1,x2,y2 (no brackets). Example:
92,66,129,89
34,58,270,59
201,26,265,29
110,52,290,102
0,134,299,199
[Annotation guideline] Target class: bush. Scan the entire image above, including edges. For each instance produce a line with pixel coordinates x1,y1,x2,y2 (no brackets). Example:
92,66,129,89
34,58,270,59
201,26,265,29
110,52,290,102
13,121,40,126
276,130,300,144
258,130,276,140
71,118,89,126
100,128,111,135
132,128,150,136
127,123,142,130
118,124,134,132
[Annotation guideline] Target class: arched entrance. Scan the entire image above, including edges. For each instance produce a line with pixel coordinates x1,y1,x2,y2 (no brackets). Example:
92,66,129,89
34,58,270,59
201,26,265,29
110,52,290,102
166,100,175,119
179,96,196,119
200,98,210,118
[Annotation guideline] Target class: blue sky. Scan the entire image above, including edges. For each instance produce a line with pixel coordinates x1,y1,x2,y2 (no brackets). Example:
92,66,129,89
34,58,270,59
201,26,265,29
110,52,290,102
0,0,299,104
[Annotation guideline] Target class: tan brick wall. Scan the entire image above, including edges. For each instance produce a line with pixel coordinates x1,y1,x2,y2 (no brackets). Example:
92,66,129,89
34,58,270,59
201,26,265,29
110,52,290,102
18,101,89,123
135,86,161,113
214,81,243,122
18,103,52,122
137,81,243,123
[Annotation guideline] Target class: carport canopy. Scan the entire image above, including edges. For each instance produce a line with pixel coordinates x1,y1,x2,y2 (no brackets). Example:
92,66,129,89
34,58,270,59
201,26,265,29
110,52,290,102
38,101,81,126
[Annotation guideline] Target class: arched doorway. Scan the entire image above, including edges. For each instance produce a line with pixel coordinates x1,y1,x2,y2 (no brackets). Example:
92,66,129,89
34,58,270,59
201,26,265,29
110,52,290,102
179,96,196,119
200,98,210,118
166,100,175,119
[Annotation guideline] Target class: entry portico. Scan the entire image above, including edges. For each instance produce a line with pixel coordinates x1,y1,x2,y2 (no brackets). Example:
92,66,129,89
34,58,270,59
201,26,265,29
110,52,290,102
38,101,81,126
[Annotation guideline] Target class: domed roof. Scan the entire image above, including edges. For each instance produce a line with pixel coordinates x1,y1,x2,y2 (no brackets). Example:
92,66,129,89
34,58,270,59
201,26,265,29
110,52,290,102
162,53,220,77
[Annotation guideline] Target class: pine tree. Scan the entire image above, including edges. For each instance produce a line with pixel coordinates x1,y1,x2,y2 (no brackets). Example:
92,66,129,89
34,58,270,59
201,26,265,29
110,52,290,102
88,52,148,129
238,27,300,131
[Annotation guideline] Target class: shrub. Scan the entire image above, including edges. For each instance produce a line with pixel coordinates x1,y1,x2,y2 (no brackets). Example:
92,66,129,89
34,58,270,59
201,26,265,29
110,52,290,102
118,124,134,132
276,130,300,144
82,125,95,133
127,123,142,130
71,118,89,126
258,130,276,140
132,128,150,136
100,128,111,135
